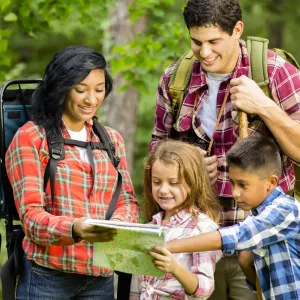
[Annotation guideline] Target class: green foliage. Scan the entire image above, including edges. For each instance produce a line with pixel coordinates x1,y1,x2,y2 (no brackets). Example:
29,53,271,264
240,0,300,59
111,0,188,94
1,3,300,297
0,0,113,84
0,0,299,203
128,0,174,22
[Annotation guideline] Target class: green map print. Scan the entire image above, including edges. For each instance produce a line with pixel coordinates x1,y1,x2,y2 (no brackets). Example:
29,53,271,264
94,228,165,277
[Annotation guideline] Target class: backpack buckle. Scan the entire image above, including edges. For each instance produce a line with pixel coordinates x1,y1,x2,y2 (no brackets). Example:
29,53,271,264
51,148,62,160
114,156,120,167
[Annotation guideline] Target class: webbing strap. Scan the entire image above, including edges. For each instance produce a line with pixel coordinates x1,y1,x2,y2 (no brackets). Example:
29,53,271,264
44,136,65,204
44,120,122,220
246,36,269,86
169,50,196,120
92,118,119,168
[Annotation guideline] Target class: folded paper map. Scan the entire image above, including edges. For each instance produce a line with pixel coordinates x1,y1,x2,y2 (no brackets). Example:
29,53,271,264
84,219,166,277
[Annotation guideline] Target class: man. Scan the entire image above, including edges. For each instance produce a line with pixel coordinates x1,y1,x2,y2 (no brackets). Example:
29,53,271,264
149,0,300,299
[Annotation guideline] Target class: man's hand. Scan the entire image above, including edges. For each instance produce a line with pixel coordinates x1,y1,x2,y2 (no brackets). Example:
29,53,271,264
149,246,180,274
200,149,218,185
230,75,272,115
72,217,117,243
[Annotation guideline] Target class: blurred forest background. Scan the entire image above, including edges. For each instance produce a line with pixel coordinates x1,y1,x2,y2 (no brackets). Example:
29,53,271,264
0,0,299,297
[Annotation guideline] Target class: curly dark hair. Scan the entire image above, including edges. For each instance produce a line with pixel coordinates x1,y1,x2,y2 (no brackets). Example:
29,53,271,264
183,0,242,35
31,46,113,138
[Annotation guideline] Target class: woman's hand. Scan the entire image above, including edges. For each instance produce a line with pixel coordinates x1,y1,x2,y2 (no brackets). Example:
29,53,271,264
72,217,117,243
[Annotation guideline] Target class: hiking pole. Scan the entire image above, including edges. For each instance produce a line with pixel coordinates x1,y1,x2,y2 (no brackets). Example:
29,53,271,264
238,111,248,139
238,110,263,300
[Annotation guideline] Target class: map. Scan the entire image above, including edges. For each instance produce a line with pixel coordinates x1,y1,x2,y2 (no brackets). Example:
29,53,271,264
84,219,166,277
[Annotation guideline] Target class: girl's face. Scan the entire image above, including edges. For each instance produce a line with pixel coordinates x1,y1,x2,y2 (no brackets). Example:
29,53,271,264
62,69,106,131
151,160,188,220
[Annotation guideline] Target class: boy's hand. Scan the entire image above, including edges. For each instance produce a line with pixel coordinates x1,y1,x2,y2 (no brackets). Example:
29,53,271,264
149,245,180,274
238,250,256,287
238,250,254,268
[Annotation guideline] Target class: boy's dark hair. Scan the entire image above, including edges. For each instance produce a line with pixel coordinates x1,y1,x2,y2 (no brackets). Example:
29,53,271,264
226,135,282,178
183,0,242,35
31,46,113,139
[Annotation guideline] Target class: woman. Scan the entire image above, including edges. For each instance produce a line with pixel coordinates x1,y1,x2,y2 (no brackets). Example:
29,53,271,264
5,46,139,299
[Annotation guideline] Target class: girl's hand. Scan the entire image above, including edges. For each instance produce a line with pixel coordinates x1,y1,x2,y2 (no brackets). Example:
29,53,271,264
149,245,180,274
72,217,117,243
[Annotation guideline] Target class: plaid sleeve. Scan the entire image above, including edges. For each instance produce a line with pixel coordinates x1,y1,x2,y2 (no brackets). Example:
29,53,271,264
106,127,140,223
191,250,222,298
190,215,223,298
5,125,75,245
149,64,176,152
219,199,300,254
269,55,300,123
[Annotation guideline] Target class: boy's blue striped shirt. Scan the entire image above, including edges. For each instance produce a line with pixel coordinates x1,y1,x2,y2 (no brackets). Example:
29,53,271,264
219,187,300,300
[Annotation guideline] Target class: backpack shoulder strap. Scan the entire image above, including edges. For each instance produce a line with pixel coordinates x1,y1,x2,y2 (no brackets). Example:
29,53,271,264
272,48,300,69
92,118,122,220
246,36,269,87
169,50,196,120
44,133,65,206
92,118,120,168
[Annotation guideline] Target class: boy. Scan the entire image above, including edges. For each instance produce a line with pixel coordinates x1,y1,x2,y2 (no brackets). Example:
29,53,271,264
152,136,300,300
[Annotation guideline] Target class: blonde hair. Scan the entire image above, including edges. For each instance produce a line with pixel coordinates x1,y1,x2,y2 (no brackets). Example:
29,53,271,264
144,140,221,224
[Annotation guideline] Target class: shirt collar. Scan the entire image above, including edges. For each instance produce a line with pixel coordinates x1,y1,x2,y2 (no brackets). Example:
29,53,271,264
188,40,250,94
151,208,192,225
61,118,94,139
252,186,283,216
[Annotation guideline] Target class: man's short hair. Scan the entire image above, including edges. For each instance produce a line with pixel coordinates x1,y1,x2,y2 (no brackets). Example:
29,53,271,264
183,0,242,35
226,135,282,178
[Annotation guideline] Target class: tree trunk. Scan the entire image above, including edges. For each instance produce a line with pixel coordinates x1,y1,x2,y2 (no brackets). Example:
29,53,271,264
101,1,147,172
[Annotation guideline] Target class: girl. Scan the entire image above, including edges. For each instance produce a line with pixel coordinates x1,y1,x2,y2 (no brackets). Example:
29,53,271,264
130,140,222,299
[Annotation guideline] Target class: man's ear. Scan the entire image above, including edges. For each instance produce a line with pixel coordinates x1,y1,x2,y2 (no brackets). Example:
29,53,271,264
267,175,279,191
233,21,244,39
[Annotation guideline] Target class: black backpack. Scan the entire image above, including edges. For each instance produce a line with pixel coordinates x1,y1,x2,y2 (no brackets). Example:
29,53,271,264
0,79,131,300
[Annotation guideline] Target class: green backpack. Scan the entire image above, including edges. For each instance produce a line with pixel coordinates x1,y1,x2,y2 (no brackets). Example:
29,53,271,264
169,36,300,200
